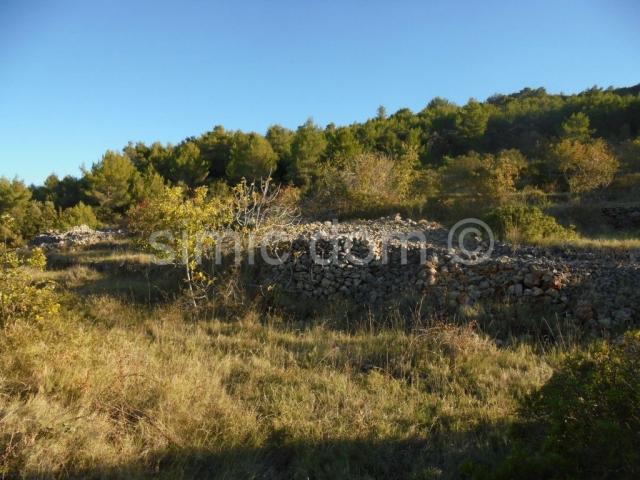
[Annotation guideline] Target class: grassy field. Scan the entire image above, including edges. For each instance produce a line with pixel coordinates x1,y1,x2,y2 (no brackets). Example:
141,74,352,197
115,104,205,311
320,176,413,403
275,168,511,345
0,241,637,479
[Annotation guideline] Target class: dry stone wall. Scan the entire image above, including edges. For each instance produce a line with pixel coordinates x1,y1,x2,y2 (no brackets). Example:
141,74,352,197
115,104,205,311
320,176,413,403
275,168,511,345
32,219,639,332
259,216,639,331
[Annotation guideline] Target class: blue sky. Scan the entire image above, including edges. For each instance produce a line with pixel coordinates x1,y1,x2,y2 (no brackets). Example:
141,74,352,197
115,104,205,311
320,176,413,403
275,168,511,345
1,0,639,185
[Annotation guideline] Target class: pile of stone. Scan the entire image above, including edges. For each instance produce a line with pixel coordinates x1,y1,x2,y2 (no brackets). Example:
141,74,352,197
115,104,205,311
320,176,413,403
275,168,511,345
257,216,639,330
31,225,125,250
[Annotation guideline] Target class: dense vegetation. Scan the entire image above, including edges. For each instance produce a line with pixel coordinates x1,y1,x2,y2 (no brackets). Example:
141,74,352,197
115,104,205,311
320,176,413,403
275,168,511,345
2,84,640,244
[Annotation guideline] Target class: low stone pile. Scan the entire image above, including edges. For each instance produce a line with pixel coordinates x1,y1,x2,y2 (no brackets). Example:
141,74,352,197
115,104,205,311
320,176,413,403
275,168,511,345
258,216,639,330
32,225,125,250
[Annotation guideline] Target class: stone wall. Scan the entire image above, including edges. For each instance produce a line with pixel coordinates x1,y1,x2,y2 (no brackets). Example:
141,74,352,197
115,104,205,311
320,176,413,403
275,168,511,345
33,219,639,332
257,217,639,331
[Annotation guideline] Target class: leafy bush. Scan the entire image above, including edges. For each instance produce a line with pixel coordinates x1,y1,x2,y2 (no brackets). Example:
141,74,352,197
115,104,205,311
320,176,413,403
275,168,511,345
485,204,574,242
309,151,421,217
518,185,550,207
128,184,234,309
59,202,100,229
0,247,59,327
129,179,295,310
550,138,619,194
480,331,640,479
440,149,526,205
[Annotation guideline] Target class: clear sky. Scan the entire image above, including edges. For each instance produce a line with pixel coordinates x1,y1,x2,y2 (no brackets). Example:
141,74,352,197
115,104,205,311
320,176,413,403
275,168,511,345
1,0,639,185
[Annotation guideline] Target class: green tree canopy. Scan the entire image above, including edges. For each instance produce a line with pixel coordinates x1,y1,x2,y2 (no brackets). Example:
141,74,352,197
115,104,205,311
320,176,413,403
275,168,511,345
0,177,31,213
324,125,363,167
561,112,593,141
455,99,490,150
289,119,327,187
226,132,278,182
171,141,209,187
85,151,141,220
198,125,234,180
0,177,33,244
265,124,293,175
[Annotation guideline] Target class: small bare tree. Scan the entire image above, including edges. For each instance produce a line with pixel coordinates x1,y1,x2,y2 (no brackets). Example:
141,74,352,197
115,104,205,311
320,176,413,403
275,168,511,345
232,175,300,239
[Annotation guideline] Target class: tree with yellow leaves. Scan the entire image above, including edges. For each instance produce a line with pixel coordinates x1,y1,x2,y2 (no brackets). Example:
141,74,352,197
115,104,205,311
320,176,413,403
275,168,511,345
551,138,619,194
129,185,234,309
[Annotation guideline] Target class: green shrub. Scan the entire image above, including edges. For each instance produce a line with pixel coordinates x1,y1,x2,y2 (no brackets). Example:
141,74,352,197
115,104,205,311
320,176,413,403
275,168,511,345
0,247,60,327
128,184,234,310
308,151,423,217
518,186,550,207
549,138,619,194
440,149,526,205
59,202,100,229
485,204,574,242
478,331,640,479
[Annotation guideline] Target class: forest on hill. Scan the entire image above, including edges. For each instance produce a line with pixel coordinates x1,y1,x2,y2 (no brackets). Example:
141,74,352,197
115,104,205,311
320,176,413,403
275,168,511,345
1,84,640,243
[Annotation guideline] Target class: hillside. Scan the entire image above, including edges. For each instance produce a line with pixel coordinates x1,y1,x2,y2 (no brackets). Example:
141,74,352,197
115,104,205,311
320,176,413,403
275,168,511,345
1,83,639,479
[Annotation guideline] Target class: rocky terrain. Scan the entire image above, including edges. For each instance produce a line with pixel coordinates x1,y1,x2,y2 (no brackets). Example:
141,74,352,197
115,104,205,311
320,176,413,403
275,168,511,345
259,215,640,331
32,225,126,249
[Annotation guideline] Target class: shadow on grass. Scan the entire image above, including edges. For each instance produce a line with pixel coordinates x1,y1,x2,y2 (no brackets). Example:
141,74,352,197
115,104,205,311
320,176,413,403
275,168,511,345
71,265,183,304
43,242,183,305
21,426,513,479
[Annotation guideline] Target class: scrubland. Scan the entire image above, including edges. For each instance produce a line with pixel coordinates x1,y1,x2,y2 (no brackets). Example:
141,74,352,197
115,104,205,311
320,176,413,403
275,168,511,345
1,242,638,479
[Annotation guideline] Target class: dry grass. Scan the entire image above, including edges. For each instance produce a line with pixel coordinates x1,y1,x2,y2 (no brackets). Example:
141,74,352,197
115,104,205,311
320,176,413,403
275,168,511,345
48,248,155,269
0,291,553,478
529,233,640,251
12,239,628,478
